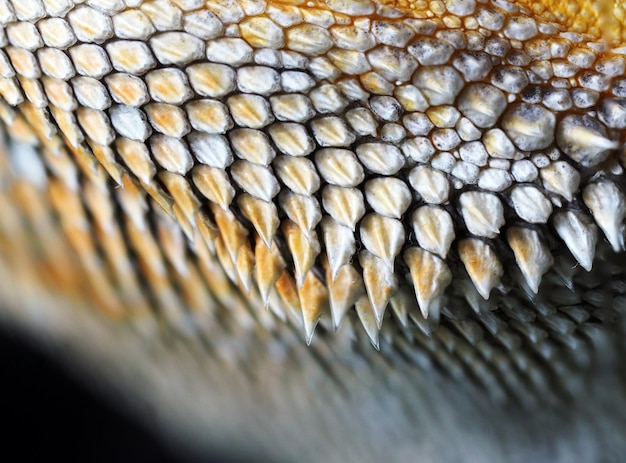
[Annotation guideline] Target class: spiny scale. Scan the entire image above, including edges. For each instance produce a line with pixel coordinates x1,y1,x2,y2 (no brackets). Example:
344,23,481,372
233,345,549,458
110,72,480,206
0,0,624,399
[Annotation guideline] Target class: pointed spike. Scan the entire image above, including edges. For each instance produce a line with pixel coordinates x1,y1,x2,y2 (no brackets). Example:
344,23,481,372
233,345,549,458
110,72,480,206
171,203,194,242
279,191,322,237
298,271,328,344
459,191,505,239
41,145,80,191
355,296,380,350
359,250,397,328
553,210,598,271
458,238,503,300
273,155,320,196
321,185,365,231
214,235,238,283
408,165,450,205
50,107,83,148
434,326,458,353
192,165,235,210
194,231,244,311
195,211,218,254
359,213,404,272
364,177,412,219
324,260,364,329
265,287,289,322
507,227,554,294
254,239,286,305
283,219,320,287
116,138,155,185
409,311,436,337
389,290,414,328
230,160,280,202
321,216,356,280
274,271,300,322
211,204,249,264
116,174,149,232
237,193,279,248
82,178,115,235
141,180,175,218
236,243,255,292
411,205,455,258
547,255,576,292
159,171,201,225
404,247,452,319
477,310,505,337
155,211,189,277
508,264,537,300
509,185,552,224
540,161,580,202
451,319,484,345
88,144,123,187
583,181,626,252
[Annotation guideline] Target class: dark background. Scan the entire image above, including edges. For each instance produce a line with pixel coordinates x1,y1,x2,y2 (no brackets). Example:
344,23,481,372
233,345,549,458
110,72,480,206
0,328,242,462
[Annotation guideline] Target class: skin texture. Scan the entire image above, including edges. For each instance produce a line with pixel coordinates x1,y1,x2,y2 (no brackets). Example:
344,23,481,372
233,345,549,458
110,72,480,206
0,0,625,461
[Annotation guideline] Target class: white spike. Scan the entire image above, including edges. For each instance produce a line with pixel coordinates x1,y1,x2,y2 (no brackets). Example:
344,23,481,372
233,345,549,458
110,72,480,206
359,250,397,328
556,115,617,167
450,319,484,345
389,290,413,328
274,271,301,322
230,160,280,202
407,165,450,204
409,308,439,336
230,128,276,165
553,210,598,271
359,213,405,272
235,244,255,292
279,191,322,237
355,295,380,350
411,206,455,258
325,262,364,329
321,185,365,231
266,286,288,323
321,216,356,280
539,161,580,202
283,220,320,287
455,279,489,314
237,194,279,248
254,239,286,305
583,181,626,252
355,142,404,175
509,185,552,224
155,212,188,276
459,191,504,238
273,155,320,196
298,271,328,345
364,177,411,219
507,227,554,294
314,148,364,187
195,211,218,254
550,255,576,292
211,205,249,265
214,235,238,283
158,172,201,228
404,247,452,318
458,238,503,300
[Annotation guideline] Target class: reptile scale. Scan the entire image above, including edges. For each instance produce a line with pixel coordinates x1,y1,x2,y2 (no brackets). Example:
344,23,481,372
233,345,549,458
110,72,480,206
0,0,625,461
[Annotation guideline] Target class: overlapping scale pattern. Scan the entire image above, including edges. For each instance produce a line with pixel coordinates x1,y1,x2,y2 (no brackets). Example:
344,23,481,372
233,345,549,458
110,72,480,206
0,0,624,392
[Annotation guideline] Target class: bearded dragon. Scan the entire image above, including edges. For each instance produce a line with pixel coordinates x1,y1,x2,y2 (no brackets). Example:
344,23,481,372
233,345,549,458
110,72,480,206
0,0,625,461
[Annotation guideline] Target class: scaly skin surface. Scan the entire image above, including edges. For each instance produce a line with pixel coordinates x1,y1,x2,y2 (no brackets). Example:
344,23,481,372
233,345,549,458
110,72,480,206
0,0,625,461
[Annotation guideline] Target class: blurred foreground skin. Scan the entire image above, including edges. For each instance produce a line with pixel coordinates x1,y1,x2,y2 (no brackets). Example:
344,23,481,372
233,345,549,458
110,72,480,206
0,0,626,461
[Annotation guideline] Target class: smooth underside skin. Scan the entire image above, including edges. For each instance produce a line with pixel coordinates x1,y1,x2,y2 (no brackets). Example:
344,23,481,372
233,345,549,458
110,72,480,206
1,0,626,461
